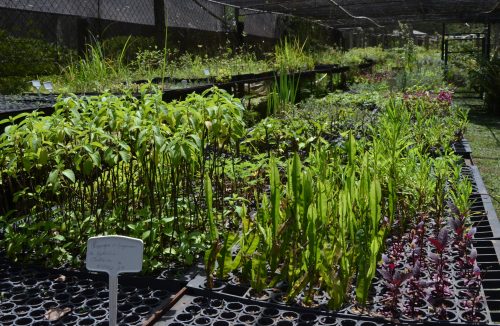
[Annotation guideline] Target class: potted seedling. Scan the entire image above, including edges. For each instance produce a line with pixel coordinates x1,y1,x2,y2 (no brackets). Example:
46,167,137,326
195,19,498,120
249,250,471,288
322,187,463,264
380,254,412,319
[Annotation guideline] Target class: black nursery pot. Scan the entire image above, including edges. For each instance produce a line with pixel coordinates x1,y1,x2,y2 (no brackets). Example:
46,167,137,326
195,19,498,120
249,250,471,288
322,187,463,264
1,302,15,312
277,321,294,326
90,308,107,320
358,322,379,326
14,305,31,317
26,297,43,307
282,311,299,321
220,311,237,320
11,293,28,304
257,317,274,326
29,308,45,320
86,298,101,308
42,301,58,310
22,278,37,287
32,321,50,326
430,310,458,322
77,317,96,326
400,308,427,322
185,305,202,314
80,288,97,298
210,298,225,308
243,304,262,315
213,321,230,326
175,313,194,323
123,314,141,325
193,296,210,306
54,292,71,303
144,297,161,307
0,281,13,292
14,317,33,326
270,291,285,304
152,289,170,299
202,279,226,291
460,310,488,323
51,282,67,292
0,314,17,325
134,305,151,316
11,285,25,294
339,319,357,326
226,302,243,312
319,316,337,325
118,303,133,314
193,316,213,325
120,285,136,294
127,294,143,305
9,275,25,284
299,312,317,323
61,314,78,325
95,322,109,326
70,295,85,305
201,307,219,317
238,314,256,324
263,307,280,318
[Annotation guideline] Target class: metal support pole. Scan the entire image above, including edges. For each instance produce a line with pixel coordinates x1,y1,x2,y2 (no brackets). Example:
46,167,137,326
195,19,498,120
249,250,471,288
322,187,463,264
77,18,89,56
154,0,167,49
444,40,449,66
441,23,446,61
486,23,491,59
97,0,102,39
235,8,244,48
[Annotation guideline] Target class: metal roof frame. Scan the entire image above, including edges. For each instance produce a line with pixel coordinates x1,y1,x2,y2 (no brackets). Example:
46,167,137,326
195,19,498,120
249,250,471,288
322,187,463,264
203,0,500,28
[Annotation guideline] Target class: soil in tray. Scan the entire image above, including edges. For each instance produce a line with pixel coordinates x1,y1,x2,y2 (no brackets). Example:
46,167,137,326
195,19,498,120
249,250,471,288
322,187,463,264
0,256,177,325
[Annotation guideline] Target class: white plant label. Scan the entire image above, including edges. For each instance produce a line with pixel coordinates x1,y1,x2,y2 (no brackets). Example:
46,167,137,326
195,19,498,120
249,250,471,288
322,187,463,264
31,80,41,91
43,81,54,93
86,235,143,273
203,69,210,76
86,236,143,326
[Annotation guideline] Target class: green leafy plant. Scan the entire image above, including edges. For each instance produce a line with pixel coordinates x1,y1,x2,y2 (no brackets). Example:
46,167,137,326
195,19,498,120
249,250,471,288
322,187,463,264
274,38,314,72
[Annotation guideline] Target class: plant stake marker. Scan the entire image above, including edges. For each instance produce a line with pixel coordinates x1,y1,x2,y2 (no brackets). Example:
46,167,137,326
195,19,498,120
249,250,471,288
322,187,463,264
30,80,41,95
43,81,54,93
86,236,143,326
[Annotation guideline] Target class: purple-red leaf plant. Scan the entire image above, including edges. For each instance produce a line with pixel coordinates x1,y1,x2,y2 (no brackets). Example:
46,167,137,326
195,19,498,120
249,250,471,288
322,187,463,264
409,219,427,266
449,212,477,277
463,262,484,322
405,261,429,318
464,249,480,287
404,214,430,319
427,226,452,320
380,253,412,318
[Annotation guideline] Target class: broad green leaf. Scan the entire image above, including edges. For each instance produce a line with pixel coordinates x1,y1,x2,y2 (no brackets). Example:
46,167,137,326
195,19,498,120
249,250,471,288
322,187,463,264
62,169,76,183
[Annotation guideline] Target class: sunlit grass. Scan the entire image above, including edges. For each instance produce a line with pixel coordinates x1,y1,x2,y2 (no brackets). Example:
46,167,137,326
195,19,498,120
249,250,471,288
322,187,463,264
462,98,500,214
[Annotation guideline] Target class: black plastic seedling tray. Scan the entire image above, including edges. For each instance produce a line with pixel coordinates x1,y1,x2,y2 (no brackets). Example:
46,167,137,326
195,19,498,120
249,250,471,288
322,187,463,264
156,286,494,326
466,161,500,323
452,139,472,159
0,95,56,118
156,287,389,326
0,256,186,326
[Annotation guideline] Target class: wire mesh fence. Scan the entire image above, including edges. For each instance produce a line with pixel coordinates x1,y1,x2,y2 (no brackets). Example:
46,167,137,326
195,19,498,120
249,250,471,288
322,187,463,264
0,0,281,93
0,0,278,42
0,0,153,25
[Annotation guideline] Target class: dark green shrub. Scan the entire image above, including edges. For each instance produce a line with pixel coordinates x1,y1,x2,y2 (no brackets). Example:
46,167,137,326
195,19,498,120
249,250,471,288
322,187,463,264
0,30,73,94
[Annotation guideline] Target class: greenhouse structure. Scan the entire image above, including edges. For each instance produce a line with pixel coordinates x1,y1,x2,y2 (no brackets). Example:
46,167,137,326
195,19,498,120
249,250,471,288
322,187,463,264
1,0,500,325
